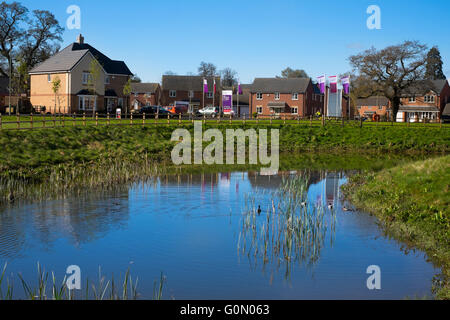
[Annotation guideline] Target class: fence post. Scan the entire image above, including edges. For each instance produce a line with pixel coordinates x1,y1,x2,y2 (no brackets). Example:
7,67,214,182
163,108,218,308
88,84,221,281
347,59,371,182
30,113,33,130
53,113,56,127
440,118,443,129
43,113,46,128
0,114,2,130
73,113,76,126
283,116,286,125
143,112,146,127
96,112,98,126
62,113,65,127
179,112,181,125
83,112,86,126
155,113,158,125
229,113,232,124
203,113,206,124
130,112,133,126
17,113,20,129
167,113,170,125
310,115,312,126
243,113,246,125
359,116,363,128
107,112,110,126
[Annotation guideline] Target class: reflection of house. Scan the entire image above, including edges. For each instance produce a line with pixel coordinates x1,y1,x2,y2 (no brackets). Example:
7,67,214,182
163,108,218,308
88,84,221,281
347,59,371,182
130,83,161,111
356,96,390,118
29,34,132,114
161,75,221,111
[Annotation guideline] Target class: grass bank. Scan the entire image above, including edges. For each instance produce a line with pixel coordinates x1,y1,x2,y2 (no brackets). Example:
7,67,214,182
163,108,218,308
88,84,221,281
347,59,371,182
0,123,447,205
342,155,450,299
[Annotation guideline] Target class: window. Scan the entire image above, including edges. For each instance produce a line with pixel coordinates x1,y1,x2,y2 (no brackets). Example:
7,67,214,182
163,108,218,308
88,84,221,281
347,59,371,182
378,106,383,110
47,74,51,83
118,98,123,107
256,106,263,114
79,96,96,111
292,93,298,100
256,93,263,100
82,72,91,85
189,90,194,98
169,90,176,98
409,96,416,103
207,92,213,98
274,92,280,100
291,107,298,114
105,76,110,84
424,95,435,103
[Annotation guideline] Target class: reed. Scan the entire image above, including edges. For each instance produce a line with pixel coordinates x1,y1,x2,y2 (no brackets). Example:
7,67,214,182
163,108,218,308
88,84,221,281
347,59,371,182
0,262,164,300
239,174,336,277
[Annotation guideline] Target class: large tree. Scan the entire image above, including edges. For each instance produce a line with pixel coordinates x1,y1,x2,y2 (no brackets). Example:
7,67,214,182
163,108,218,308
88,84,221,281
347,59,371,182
220,67,237,87
198,61,217,77
425,46,445,80
349,41,429,121
0,2,63,93
278,67,308,78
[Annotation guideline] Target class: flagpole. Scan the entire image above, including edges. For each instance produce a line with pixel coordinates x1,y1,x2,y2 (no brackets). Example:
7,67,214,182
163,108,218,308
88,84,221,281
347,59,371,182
213,78,215,110
237,81,239,117
203,78,205,110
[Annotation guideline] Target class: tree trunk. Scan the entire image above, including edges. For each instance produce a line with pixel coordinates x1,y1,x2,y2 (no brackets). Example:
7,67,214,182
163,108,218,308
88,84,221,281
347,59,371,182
390,97,401,122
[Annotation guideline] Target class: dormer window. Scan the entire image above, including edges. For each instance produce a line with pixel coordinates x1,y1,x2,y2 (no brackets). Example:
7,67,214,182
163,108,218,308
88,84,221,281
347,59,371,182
256,93,263,100
274,92,280,100
424,95,435,103
408,96,416,103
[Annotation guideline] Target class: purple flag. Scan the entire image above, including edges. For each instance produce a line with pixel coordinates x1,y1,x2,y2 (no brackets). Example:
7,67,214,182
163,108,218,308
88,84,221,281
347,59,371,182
238,81,243,95
203,79,208,93
341,76,350,95
317,76,326,94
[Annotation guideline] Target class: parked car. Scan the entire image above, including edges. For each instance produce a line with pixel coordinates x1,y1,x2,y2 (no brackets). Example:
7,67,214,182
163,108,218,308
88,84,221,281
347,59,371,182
198,106,219,118
139,105,170,117
223,109,235,116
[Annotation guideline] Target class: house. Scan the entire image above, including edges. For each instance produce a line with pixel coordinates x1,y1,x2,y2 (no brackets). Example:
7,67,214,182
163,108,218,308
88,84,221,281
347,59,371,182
398,79,450,122
29,34,133,114
249,78,316,118
356,96,391,119
161,75,221,112
442,103,450,123
130,83,161,111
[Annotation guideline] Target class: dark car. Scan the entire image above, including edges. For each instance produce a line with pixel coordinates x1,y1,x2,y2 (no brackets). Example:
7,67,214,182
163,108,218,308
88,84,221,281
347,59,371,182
139,106,170,116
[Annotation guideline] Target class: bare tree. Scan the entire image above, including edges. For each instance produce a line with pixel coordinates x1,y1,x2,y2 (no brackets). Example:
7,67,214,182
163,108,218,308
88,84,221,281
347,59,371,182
198,61,217,77
349,41,429,121
220,68,237,87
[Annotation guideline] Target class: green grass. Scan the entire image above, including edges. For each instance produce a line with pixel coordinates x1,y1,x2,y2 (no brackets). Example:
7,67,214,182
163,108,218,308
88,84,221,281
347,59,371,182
342,155,450,299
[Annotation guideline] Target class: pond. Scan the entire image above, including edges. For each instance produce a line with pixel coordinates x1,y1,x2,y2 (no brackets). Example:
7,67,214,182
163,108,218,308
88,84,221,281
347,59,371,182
0,168,438,299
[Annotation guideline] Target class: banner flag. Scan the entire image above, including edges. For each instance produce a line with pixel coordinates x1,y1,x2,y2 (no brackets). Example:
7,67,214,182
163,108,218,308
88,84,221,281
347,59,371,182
203,79,209,93
341,76,350,95
317,76,326,94
238,81,243,95
329,76,338,93
214,78,216,94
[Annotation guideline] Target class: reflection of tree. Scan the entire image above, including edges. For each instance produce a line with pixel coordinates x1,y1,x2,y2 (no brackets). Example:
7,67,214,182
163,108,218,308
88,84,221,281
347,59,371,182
0,189,131,258
247,170,323,190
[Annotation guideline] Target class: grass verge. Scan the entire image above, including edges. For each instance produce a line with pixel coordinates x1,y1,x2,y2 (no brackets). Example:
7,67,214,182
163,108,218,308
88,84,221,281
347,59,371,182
342,155,450,299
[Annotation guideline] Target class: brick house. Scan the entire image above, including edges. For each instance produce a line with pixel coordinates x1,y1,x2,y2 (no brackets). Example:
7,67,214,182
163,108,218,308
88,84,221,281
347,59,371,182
249,78,316,118
29,34,133,114
398,79,450,122
130,83,161,111
161,75,221,111
356,96,391,119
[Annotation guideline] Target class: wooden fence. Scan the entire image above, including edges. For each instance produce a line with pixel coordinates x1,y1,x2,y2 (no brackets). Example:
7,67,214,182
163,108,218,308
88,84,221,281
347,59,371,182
0,112,446,130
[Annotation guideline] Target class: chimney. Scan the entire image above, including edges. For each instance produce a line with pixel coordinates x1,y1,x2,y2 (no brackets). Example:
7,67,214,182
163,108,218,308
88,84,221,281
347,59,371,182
76,34,84,44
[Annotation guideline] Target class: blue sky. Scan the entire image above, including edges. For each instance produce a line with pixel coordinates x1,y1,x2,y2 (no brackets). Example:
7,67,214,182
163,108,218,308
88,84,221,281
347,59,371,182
19,0,450,83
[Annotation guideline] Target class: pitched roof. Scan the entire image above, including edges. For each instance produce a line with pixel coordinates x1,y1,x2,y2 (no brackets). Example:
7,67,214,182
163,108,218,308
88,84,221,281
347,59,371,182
402,79,448,95
399,105,440,112
131,83,160,94
250,78,311,93
29,42,132,76
443,103,450,116
0,77,9,95
356,96,389,106
162,75,220,91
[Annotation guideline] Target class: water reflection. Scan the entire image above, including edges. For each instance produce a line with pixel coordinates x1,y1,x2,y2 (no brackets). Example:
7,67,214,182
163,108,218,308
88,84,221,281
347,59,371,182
0,170,438,299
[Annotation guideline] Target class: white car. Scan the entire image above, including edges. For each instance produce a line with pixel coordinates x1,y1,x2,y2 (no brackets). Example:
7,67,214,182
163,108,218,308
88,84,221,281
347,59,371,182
198,106,219,118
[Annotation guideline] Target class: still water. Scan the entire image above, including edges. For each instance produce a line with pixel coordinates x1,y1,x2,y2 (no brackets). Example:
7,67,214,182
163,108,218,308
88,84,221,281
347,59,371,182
0,171,438,299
